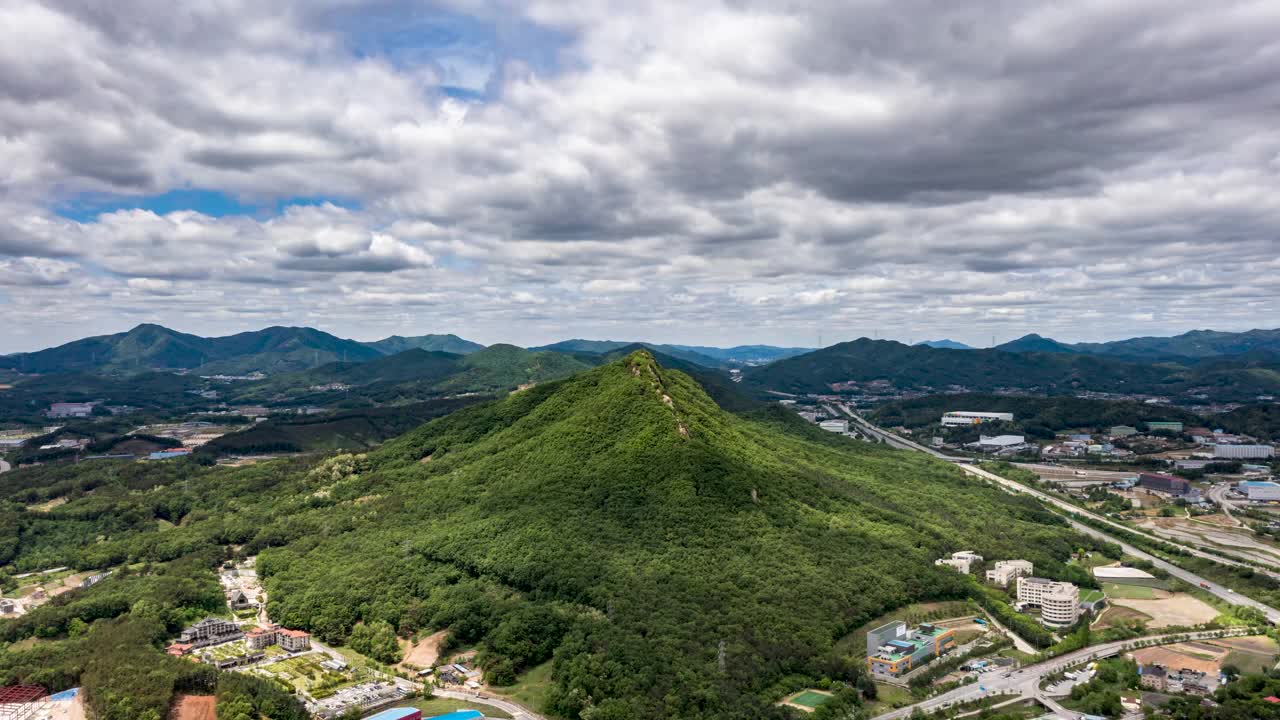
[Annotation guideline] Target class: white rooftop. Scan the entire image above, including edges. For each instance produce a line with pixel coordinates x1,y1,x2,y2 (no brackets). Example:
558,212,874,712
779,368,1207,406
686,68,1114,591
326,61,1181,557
1093,566,1155,580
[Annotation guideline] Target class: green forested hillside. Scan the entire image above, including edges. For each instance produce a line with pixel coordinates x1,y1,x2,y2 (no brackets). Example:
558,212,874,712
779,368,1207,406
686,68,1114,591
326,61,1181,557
0,352,1101,719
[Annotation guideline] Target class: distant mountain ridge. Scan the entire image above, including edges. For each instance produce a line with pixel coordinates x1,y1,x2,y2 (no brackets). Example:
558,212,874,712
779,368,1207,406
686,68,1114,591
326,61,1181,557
528,339,812,366
365,334,484,355
995,328,1280,359
528,339,727,367
0,324,382,375
915,339,974,350
742,337,1280,400
0,325,493,376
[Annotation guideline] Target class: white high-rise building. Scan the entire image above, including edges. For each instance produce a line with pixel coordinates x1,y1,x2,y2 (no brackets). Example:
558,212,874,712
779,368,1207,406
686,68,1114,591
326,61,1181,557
1016,577,1080,628
985,560,1034,587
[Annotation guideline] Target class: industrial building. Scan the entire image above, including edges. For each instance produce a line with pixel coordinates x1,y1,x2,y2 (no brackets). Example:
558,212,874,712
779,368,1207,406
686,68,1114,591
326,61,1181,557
986,560,1034,587
1093,566,1160,587
818,419,849,433
935,551,983,574
866,621,956,677
969,435,1028,453
941,411,1014,427
1239,480,1280,501
1016,577,1080,628
46,402,95,418
1145,421,1184,433
1137,472,1196,498
1213,444,1274,459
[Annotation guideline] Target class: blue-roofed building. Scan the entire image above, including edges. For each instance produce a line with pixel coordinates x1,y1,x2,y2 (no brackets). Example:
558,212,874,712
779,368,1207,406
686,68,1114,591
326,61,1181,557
426,712,483,720
364,707,422,720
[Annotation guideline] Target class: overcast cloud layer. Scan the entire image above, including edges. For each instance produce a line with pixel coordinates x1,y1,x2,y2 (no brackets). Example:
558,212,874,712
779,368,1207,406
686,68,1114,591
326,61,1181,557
2,0,1280,352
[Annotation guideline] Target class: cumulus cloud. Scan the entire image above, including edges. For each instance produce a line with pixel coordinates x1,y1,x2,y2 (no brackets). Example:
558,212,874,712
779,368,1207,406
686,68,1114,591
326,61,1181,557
2,0,1280,350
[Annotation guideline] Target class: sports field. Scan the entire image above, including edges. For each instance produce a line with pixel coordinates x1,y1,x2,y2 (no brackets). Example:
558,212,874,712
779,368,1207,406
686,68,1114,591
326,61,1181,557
789,690,833,708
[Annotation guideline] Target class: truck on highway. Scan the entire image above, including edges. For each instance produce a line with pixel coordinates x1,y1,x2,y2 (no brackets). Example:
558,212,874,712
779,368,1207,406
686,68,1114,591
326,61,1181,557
1200,582,1211,589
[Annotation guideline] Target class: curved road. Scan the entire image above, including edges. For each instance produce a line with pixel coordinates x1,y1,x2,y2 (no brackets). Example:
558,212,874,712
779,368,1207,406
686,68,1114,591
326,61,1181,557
434,688,546,720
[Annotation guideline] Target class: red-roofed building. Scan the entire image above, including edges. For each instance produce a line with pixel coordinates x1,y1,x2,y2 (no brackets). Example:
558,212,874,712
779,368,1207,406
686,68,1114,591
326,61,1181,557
165,643,194,657
1265,695,1280,704
245,625,279,650
277,628,311,652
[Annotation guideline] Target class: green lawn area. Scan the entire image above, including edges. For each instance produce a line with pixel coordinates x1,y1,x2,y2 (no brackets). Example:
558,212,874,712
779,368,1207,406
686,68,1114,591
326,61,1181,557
1225,649,1278,675
863,682,913,715
1102,582,1157,599
1080,589,1106,603
497,660,558,717
406,697,512,719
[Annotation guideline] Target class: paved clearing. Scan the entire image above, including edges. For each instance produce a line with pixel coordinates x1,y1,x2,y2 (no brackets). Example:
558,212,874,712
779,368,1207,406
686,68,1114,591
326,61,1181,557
1111,594,1219,628
171,695,216,720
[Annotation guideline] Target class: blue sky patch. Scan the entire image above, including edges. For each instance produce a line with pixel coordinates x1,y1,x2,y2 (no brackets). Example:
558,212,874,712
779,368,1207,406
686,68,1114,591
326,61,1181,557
55,189,360,222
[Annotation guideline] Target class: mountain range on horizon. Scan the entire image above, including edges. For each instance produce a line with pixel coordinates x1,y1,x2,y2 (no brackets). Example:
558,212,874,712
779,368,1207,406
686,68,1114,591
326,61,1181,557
4,323,1280,379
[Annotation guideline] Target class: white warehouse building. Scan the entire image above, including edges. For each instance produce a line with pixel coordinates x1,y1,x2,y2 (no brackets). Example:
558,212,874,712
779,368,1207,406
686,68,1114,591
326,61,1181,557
1213,444,1274,459
941,411,1014,427
818,419,849,433
1239,481,1280,501
1016,577,1080,628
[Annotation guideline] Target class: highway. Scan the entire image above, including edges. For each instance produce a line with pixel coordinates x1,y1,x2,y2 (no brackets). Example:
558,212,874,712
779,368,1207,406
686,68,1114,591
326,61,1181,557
836,406,1280,592
873,628,1251,720
958,462,1280,624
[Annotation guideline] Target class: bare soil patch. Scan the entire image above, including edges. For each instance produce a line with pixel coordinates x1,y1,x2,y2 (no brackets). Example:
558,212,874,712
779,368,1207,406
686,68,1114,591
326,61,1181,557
171,694,217,720
1094,604,1153,630
400,629,448,670
1111,594,1219,628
